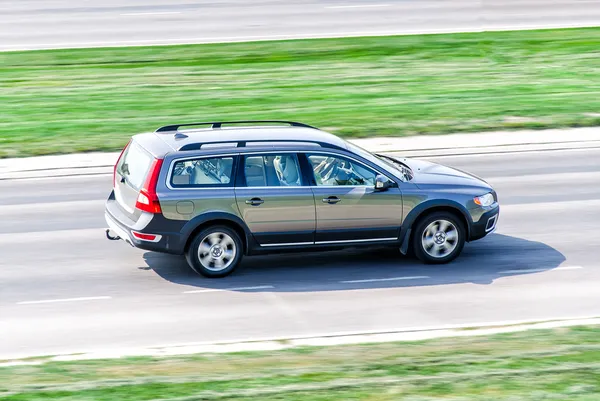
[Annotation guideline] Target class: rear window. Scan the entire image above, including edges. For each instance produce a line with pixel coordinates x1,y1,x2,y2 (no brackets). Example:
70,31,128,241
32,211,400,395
117,142,153,190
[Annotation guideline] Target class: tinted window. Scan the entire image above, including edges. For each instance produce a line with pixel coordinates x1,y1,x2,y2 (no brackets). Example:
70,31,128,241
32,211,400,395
307,154,377,186
117,142,153,190
244,154,302,187
171,156,234,187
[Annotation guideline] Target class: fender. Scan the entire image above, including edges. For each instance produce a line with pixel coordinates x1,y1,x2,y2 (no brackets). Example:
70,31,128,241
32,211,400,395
179,211,254,253
399,199,472,254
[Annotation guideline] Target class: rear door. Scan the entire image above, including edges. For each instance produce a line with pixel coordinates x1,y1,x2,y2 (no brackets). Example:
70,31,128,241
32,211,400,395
114,140,154,220
235,152,316,246
304,152,403,244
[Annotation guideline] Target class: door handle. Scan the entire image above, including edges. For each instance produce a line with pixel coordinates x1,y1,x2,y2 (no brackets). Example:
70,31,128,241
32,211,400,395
322,196,341,204
245,198,264,206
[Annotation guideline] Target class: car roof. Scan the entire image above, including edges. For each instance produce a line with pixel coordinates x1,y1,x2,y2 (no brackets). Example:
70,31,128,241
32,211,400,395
133,124,349,157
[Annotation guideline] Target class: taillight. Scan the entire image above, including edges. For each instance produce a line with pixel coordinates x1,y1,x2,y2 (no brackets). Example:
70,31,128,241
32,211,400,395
132,231,158,241
135,158,164,214
114,140,131,188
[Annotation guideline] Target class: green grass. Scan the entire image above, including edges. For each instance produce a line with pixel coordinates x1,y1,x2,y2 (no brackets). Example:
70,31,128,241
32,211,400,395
1,27,600,158
2,326,600,400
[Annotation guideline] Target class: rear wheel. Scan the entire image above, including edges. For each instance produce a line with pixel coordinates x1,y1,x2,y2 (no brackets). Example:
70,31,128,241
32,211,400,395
186,226,243,278
413,212,465,264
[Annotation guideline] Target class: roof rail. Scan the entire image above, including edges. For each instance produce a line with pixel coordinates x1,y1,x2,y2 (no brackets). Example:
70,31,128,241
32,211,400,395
155,120,317,133
177,139,338,151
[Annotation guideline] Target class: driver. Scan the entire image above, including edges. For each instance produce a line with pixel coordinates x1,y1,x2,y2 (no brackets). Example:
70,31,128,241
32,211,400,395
313,157,364,186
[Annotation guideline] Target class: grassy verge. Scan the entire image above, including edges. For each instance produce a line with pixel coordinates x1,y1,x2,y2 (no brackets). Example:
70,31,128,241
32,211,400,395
1,27,600,158
2,325,600,400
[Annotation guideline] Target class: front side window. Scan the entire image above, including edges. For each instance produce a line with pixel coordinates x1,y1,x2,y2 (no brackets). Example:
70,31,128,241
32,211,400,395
244,154,302,187
307,154,377,186
170,156,234,187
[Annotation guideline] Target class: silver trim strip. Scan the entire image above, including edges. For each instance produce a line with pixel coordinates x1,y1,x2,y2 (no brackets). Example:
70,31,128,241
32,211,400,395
165,150,394,191
260,241,314,247
315,237,398,245
310,185,374,189
235,186,307,190
485,214,498,233
259,237,398,247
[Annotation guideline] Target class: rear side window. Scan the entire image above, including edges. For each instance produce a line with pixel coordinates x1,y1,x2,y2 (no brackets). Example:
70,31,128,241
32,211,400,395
170,156,235,188
244,154,302,187
117,142,153,190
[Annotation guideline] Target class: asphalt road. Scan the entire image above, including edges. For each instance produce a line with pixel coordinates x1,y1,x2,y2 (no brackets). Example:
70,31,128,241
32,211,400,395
1,147,599,359
2,0,600,51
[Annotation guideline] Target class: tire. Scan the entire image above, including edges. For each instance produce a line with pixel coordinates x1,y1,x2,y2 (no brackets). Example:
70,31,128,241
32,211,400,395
412,211,465,264
186,225,243,278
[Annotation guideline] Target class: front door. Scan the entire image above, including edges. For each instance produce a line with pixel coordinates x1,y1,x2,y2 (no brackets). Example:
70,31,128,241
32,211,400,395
235,153,316,246
304,153,403,244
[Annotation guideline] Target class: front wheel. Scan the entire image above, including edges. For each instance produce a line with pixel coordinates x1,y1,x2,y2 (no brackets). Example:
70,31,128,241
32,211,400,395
413,212,465,264
186,226,243,278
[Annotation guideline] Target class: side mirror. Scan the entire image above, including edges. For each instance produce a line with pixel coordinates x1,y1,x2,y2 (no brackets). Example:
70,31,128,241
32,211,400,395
374,174,392,191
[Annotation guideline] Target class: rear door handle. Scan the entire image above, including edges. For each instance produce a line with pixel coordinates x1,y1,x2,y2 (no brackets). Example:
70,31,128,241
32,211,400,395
322,196,341,204
246,198,264,206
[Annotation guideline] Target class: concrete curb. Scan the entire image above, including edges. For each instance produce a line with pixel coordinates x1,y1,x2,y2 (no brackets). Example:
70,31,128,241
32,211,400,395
2,316,599,365
1,127,599,180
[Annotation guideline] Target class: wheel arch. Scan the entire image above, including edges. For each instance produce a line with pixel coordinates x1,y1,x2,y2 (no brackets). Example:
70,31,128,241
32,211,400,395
181,212,252,255
399,200,472,254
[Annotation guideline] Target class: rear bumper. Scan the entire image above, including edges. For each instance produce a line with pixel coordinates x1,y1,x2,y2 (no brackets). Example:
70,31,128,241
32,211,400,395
104,194,185,255
468,205,499,241
105,212,135,247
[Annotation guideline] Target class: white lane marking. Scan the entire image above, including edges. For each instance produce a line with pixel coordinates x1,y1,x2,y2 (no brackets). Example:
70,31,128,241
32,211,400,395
17,296,112,305
387,146,600,160
499,266,583,274
120,11,181,16
183,285,274,294
326,4,390,9
341,276,430,284
0,173,113,182
0,228,105,245
501,199,600,213
0,199,106,215
487,171,600,185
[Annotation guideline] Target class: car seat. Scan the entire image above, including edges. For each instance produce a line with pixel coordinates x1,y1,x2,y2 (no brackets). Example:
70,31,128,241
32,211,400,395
274,155,300,186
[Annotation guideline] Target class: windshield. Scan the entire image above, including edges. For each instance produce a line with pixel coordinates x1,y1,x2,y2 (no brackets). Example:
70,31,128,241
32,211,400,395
344,140,413,181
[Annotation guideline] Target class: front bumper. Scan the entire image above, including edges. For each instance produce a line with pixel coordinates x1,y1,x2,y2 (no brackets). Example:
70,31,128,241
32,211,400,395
468,204,500,241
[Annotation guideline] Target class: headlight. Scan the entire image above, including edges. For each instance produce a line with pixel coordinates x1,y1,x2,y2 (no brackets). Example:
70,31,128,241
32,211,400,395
474,192,494,207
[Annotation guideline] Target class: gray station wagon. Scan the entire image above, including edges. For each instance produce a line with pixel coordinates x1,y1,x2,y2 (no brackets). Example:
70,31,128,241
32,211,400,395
105,120,499,277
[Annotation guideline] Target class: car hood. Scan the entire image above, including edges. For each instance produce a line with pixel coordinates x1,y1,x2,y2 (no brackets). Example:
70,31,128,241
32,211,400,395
389,156,491,190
